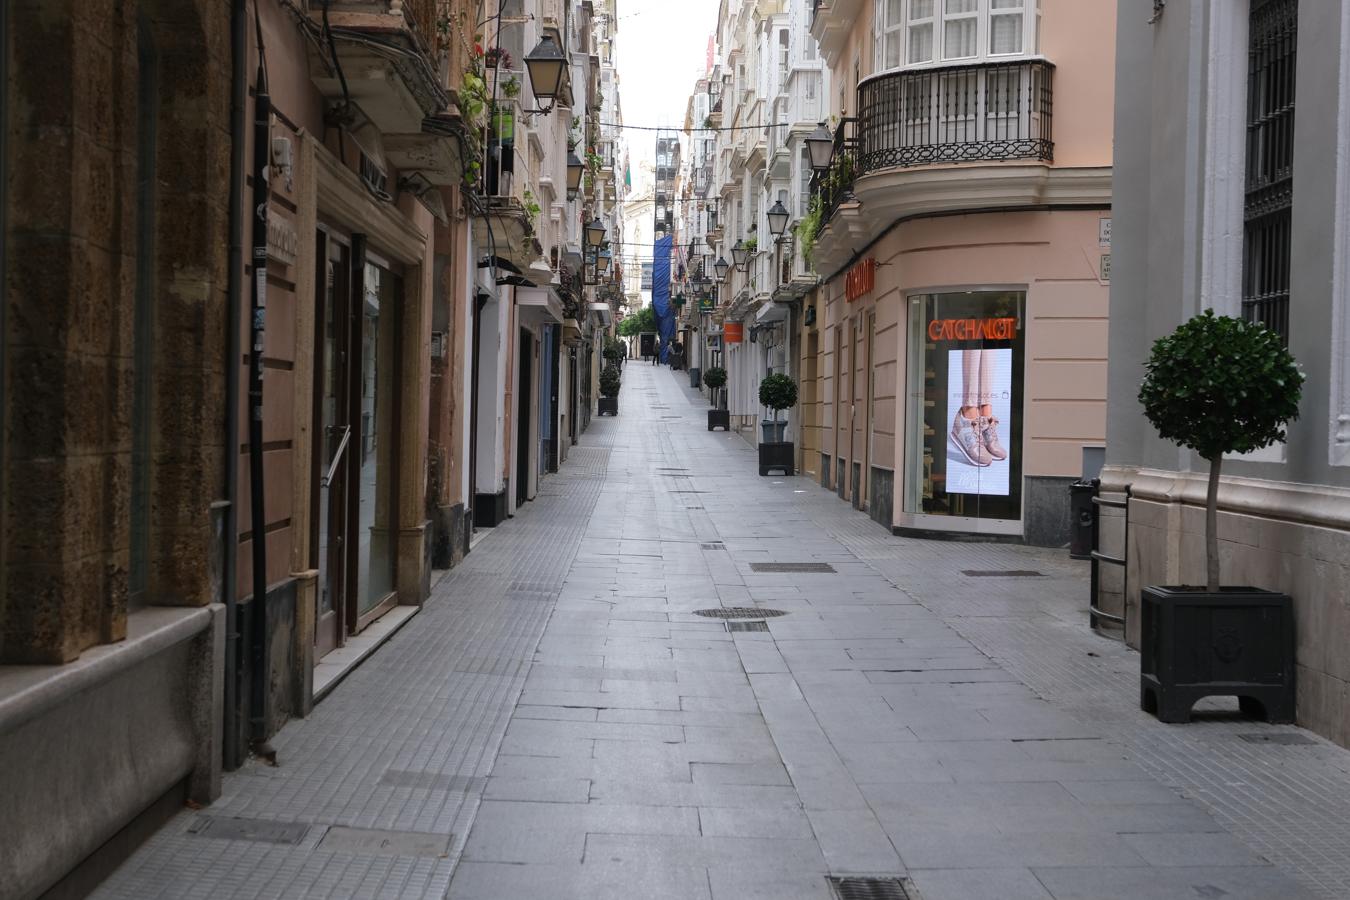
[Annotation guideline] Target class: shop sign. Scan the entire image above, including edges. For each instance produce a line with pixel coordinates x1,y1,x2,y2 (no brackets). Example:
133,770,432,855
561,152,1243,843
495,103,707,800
699,296,715,312
927,317,1018,342
267,215,298,267
1100,254,1112,283
723,322,744,343
845,257,876,302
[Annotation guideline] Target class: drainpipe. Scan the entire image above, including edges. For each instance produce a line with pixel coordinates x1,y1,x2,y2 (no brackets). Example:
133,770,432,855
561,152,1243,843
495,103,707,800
247,11,272,749
469,287,489,528
223,0,247,771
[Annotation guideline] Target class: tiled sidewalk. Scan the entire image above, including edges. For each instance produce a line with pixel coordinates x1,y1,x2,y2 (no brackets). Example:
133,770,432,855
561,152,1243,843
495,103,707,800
94,362,1350,900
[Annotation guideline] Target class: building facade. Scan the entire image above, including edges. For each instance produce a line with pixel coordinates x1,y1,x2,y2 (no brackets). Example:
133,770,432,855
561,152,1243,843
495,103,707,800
1107,0,1350,748
799,0,1115,544
0,0,626,894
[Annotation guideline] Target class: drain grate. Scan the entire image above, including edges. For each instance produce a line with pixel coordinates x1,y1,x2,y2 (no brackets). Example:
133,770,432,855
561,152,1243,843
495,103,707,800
827,876,915,900
701,542,725,550
960,569,1044,577
750,562,836,574
1238,732,1316,745
188,816,310,845
669,490,708,494
693,607,788,619
726,620,769,633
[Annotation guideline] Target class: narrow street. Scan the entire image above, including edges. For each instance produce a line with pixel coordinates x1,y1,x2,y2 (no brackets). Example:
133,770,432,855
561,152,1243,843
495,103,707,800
95,362,1350,900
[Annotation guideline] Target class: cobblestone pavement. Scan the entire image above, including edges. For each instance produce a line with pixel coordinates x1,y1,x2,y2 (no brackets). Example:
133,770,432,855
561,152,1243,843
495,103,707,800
97,363,1350,899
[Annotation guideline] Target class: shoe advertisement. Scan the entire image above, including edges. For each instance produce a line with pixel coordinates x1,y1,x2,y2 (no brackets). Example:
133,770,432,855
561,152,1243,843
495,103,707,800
944,347,1013,496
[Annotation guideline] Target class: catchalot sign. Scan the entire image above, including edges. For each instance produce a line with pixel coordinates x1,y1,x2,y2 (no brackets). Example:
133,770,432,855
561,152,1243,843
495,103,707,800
927,317,1018,342
844,257,876,302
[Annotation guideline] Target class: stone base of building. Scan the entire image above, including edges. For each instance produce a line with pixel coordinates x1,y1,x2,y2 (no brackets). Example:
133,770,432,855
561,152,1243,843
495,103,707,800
0,605,224,899
1102,465,1350,750
474,491,509,528
1024,475,1076,549
869,467,895,529
430,503,470,570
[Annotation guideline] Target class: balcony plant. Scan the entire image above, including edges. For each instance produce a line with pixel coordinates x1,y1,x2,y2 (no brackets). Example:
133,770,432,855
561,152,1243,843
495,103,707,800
501,75,521,99
743,236,757,254
1134,309,1303,723
702,365,729,432
598,363,621,416
794,195,823,271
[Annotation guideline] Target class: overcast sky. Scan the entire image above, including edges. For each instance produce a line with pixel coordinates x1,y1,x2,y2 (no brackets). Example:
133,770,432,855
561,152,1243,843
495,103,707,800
614,0,722,187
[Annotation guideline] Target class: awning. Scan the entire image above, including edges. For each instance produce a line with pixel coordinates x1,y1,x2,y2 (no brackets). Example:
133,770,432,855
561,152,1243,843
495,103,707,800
588,302,613,327
755,301,789,324
517,286,565,324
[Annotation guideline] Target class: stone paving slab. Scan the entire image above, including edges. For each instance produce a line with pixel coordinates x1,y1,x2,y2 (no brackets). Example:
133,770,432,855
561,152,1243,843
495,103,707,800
95,363,1350,900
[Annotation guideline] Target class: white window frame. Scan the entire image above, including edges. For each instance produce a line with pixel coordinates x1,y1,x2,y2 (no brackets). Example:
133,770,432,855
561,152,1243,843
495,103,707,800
877,0,1039,74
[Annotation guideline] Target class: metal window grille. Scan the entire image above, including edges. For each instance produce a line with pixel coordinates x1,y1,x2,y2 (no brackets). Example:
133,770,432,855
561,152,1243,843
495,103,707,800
1242,0,1297,340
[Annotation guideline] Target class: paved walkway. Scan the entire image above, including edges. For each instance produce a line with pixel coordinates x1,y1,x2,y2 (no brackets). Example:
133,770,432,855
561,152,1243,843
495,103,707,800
96,363,1350,900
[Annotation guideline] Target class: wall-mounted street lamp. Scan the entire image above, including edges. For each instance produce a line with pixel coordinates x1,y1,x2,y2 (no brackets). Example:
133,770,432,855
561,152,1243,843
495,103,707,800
731,239,748,269
767,200,790,238
585,217,606,247
598,248,612,274
805,122,834,173
566,152,584,201
714,256,730,281
523,34,568,115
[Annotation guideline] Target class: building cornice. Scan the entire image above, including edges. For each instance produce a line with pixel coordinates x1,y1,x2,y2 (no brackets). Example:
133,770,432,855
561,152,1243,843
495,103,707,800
812,164,1113,279
1101,465,1350,534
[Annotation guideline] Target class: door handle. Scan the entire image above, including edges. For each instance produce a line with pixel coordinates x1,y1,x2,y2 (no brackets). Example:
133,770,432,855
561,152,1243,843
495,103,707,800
322,425,351,488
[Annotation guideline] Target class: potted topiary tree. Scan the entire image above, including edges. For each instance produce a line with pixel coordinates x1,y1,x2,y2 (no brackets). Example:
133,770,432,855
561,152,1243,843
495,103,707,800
598,363,621,416
1135,309,1304,723
702,366,729,432
758,372,797,476
603,335,626,368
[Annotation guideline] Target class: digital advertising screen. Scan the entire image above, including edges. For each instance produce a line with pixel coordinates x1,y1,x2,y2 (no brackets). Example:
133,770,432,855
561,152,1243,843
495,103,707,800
943,348,1014,496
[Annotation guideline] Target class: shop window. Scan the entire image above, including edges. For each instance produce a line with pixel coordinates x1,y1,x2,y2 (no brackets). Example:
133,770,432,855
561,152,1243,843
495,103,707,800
905,292,1024,524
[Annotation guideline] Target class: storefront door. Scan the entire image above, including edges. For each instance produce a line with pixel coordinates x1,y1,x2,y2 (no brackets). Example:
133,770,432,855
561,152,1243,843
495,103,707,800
313,229,402,653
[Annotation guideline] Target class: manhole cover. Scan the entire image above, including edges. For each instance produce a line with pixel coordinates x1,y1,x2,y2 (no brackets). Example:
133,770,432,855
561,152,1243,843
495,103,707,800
827,876,915,900
188,816,309,845
1238,732,1316,745
318,826,452,858
751,562,836,573
960,569,1045,577
726,620,769,633
693,607,788,619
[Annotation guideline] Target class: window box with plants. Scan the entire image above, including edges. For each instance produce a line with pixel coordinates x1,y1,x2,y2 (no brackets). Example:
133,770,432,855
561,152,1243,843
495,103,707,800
1135,310,1304,724
703,366,729,432
758,372,797,476
598,362,622,416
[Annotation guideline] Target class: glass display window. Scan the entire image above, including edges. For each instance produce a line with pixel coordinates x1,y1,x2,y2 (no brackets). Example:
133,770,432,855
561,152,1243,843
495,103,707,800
905,291,1025,526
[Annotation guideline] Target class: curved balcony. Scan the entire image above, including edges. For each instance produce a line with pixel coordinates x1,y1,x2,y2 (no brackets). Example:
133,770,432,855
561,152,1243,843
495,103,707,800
808,58,1106,276
856,59,1055,174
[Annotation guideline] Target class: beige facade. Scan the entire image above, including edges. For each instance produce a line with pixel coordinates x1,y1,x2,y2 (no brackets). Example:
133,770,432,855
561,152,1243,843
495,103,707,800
801,0,1116,544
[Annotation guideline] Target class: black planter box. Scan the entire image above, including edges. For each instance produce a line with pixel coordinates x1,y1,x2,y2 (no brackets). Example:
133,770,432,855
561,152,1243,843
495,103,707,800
598,396,618,416
1140,585,1295,724
758,441,794,476
708,409,730,431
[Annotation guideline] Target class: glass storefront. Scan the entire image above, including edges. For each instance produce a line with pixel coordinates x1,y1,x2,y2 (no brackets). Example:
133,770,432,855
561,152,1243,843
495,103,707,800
905,291,1025,529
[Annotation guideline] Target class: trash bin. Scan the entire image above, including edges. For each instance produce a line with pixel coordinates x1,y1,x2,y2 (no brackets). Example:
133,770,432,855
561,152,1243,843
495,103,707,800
1069,478,1099,560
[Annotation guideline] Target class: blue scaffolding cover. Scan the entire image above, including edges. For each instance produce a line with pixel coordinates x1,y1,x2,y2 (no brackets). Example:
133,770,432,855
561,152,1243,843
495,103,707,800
652,234,675,362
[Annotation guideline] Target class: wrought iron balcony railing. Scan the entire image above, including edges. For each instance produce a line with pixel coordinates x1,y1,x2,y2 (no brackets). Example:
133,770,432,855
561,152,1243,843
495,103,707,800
856,59,1054,173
